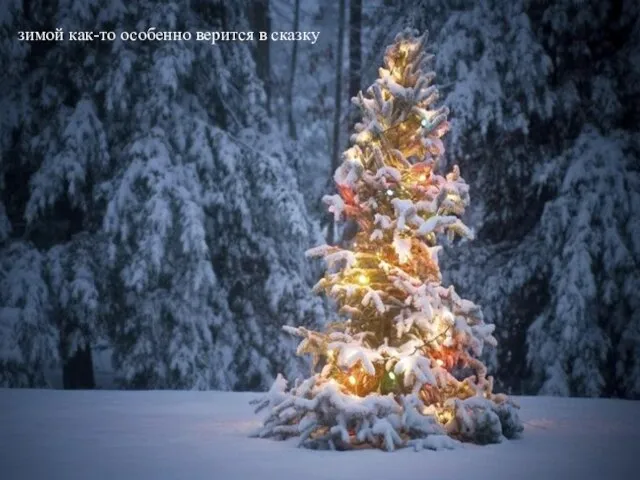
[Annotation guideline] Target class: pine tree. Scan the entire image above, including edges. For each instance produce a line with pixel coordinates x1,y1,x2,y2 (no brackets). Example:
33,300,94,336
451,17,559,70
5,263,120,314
0,0,327,390
252,29,522,451
522,0,640,398
0,0,114,388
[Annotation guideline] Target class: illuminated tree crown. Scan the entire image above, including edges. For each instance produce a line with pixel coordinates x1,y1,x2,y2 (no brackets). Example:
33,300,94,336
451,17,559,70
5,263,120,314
252,28,523,451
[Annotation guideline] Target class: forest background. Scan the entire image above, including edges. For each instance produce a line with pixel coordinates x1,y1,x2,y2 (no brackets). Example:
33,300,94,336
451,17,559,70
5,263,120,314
0,0,638,399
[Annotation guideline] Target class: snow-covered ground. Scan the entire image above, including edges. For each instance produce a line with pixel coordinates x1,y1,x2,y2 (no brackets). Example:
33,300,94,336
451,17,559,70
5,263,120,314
0,389,637,480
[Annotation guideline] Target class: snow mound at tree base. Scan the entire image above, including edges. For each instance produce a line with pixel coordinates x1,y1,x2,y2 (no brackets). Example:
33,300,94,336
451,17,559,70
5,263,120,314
251,374,522,451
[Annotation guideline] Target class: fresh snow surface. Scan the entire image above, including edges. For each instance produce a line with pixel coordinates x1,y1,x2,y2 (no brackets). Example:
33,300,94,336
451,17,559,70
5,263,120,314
0,389,637,480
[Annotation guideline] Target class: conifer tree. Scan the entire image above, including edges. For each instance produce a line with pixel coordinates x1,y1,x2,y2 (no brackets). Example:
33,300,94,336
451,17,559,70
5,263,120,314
252,29,523,451
0,0,327,390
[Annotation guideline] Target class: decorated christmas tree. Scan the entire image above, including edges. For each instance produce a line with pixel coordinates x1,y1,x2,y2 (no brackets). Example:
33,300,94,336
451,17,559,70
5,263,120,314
252,29,523,451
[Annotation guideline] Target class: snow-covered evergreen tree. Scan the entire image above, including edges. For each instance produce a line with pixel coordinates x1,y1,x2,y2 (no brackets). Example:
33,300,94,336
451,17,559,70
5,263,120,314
97,0,326,389
524,0,640,398
0,0,113,388
252,29,523,451
0,243,55,386
0,0,326,389
528,129,640,396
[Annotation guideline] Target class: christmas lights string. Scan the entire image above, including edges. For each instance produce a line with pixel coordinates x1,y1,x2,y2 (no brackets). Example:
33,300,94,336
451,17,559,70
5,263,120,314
405,324,452,357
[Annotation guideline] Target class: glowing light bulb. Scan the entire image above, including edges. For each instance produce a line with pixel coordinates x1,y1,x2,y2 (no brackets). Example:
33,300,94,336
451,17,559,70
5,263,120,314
388,371,396,380
419,174,427,182
436,359,444,367
348,375,357,385
357,274,369,285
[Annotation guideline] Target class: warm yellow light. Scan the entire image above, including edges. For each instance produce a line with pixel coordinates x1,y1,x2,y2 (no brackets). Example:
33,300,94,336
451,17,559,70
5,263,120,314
357,274,369,285
418,174,427,182
327,350,334,359
348,375,357,385
388,371,396,380
436,409,453,424
436,359,444,367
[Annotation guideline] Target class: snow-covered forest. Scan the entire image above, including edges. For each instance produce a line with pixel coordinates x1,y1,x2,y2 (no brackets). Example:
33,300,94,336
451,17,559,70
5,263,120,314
0,0,638,399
